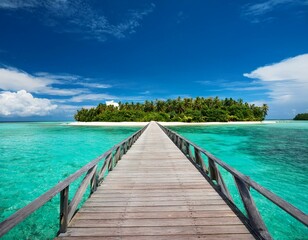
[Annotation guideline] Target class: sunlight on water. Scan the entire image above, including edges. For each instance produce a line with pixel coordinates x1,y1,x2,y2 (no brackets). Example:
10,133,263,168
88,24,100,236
170,121,308,239
0,122,140,239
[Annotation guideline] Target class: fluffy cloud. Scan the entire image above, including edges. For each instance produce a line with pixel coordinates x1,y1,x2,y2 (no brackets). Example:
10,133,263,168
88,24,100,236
243,54,308,82
0,67,84,96
244,53,308,118
0,90,57,116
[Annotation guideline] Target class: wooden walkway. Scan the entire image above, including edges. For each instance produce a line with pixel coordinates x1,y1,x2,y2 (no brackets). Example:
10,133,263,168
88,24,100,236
57,122,254,239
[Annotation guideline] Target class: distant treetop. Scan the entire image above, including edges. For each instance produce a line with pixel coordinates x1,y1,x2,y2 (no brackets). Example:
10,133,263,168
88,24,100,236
293,113,308,120
74,97,268,122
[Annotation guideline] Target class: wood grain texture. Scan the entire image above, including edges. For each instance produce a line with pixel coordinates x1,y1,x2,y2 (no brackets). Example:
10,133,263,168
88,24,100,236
57,122,253,239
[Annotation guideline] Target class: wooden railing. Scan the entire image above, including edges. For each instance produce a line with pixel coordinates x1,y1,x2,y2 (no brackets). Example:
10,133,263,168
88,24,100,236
0,124,148,238
158,123,308,240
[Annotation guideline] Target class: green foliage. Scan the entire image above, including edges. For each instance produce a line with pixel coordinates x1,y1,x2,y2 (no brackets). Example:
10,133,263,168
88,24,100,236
294,113,308,120
74,97,268,122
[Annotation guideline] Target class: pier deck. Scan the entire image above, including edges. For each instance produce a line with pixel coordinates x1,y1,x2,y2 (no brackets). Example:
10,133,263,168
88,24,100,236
57,122,254,239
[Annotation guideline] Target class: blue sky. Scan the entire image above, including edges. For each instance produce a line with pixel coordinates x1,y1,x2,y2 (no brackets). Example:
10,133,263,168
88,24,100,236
0,0,307,120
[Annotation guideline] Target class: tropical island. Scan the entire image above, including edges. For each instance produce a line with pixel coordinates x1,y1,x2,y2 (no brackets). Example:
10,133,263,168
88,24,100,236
293,113,308,120
74,97,268,122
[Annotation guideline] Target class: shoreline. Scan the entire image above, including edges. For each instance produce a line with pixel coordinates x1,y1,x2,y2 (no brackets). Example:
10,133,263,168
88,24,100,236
67,121,277,127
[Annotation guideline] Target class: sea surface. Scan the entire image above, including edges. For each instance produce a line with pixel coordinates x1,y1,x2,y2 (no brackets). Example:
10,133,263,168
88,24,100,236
0,122,141,239
169,121,308,239
0,121,307,239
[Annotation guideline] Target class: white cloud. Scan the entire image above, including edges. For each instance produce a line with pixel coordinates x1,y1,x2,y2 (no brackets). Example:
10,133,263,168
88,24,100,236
0,67,85,96
244,53,308,118
79,83,111,89
0,0,155,42
243,54,308,82
106,100,119,107
34,71,112,89
0,90,57,116
0,0,39,9
0,67,113,97
68,93,146,103
242,0,308,22
69,93,118,103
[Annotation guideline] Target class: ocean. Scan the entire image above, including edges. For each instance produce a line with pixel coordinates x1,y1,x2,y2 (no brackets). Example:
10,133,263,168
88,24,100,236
0,121,307,239
0,122,141,239
169,121,308,239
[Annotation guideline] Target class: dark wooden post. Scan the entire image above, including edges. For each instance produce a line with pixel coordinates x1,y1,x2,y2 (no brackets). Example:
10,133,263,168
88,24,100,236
194,148,202,165
59,186,69,233
208,157,218,181
180,138,186,153
234,176,271,240
208,158,232,201
187,143,194,160
194,148,208,174
90,170,97,194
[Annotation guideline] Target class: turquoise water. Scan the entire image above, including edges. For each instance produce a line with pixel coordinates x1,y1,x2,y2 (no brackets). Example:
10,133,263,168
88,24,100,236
1,122,307,239
0,122,141,239
169,121,308,240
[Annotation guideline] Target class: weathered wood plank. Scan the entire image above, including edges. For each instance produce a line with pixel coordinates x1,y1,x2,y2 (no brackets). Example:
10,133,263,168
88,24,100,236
74,210,237,219
88,195,222,201
79,205,234,213
61,225,251,237
56,234,255,240
70,217,243,227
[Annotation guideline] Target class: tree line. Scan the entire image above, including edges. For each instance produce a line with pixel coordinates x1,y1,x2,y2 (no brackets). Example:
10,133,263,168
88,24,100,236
74,97,268,122
294,113,308,120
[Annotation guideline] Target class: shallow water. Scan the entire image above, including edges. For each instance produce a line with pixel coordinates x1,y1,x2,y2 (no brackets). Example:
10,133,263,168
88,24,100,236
169,121,308,239
1,121,307,239
0,122,141,239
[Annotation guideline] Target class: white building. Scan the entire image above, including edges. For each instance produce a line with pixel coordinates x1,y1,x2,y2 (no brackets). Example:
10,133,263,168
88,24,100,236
106,100,119,108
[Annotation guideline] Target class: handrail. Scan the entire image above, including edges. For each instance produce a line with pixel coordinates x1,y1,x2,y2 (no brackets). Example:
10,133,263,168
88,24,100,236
0,123,149,238
158,123,308,240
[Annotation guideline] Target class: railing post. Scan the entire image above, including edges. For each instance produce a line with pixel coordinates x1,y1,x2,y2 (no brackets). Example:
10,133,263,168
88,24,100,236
110,146,121,171
90,170,97,194
194,148,202,165
208,158,232,202
177,137,181,148
59,186,69,234
180,138,186,153
234,176,271,240
208,157,218,181
119,145,124,159
194,148,208,174
187,143,194,160
183,141,190,156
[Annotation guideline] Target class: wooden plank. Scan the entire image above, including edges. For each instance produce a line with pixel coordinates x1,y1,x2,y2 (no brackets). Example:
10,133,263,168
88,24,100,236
79,205,234,213
57,122,253,239
56,234,255,240
88,195,222,201
74,210,237,219
83,200,227,207
61,225,251,237
70,217,243,227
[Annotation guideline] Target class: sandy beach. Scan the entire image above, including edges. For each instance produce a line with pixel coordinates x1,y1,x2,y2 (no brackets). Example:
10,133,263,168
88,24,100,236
67,121,277,127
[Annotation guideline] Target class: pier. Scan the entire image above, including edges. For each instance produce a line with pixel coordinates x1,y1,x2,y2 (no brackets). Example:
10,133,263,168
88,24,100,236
0,122,307,239
56,122,253,239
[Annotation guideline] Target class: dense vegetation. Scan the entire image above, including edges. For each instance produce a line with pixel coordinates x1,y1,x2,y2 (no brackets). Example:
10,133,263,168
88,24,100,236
293,113,308,120
74,97,268,122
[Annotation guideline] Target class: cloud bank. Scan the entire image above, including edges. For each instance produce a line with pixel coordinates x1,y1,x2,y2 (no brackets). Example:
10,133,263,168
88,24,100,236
0,66,116,118
0,90,57,116
244,53,308,118
0,67,84,96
